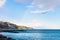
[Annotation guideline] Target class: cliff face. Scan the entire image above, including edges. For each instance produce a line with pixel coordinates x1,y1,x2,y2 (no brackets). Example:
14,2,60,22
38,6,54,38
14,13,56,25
0,21,18,30
0,21,32,30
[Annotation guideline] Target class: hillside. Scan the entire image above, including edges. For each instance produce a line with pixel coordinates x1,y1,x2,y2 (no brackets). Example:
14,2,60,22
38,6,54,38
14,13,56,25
0,21,32,30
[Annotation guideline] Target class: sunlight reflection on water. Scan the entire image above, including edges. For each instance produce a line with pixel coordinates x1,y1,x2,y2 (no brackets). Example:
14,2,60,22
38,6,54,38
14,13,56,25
0,30,60,40
0,32,42,40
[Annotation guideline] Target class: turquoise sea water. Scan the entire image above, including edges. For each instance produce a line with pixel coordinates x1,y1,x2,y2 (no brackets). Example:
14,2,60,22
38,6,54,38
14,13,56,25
0,30,60,40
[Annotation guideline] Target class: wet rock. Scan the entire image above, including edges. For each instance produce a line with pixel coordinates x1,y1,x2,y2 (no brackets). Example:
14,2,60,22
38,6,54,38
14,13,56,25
0,34,15,40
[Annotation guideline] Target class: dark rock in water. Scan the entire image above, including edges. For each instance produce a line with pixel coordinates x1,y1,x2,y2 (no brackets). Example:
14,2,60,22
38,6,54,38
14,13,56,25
0,35,6,38
0,34,15,40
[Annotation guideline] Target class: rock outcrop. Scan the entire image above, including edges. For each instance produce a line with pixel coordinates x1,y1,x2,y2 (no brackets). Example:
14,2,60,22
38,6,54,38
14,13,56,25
0,34,15,40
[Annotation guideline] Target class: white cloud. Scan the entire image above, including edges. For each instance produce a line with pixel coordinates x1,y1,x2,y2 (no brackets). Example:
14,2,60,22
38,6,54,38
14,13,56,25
19,20,42,26
26,0,60,14
14,0,60,14
32,0,60,7
11,19,43,28
0,0,6,7
11,19,60,29
44,24,60,29
13,0,60,29
31,8,54,14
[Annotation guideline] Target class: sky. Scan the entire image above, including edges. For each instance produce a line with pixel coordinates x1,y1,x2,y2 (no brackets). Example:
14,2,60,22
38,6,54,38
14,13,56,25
0,0,60,29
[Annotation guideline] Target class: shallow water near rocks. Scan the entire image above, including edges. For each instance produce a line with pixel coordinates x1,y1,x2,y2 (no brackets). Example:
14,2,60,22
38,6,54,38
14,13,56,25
0,30,60,40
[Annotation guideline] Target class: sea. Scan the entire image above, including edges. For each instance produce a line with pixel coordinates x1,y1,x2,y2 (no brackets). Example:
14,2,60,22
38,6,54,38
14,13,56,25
0,29,60,40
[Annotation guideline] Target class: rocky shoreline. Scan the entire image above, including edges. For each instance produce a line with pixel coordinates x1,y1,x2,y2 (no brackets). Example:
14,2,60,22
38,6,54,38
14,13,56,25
0,34,15,40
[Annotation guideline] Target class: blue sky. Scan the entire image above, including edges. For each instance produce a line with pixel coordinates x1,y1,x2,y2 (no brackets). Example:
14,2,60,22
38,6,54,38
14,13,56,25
0,0,60,29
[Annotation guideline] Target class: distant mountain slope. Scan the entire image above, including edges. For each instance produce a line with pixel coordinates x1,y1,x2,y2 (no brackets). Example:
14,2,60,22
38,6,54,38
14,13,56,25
0,21,32,30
